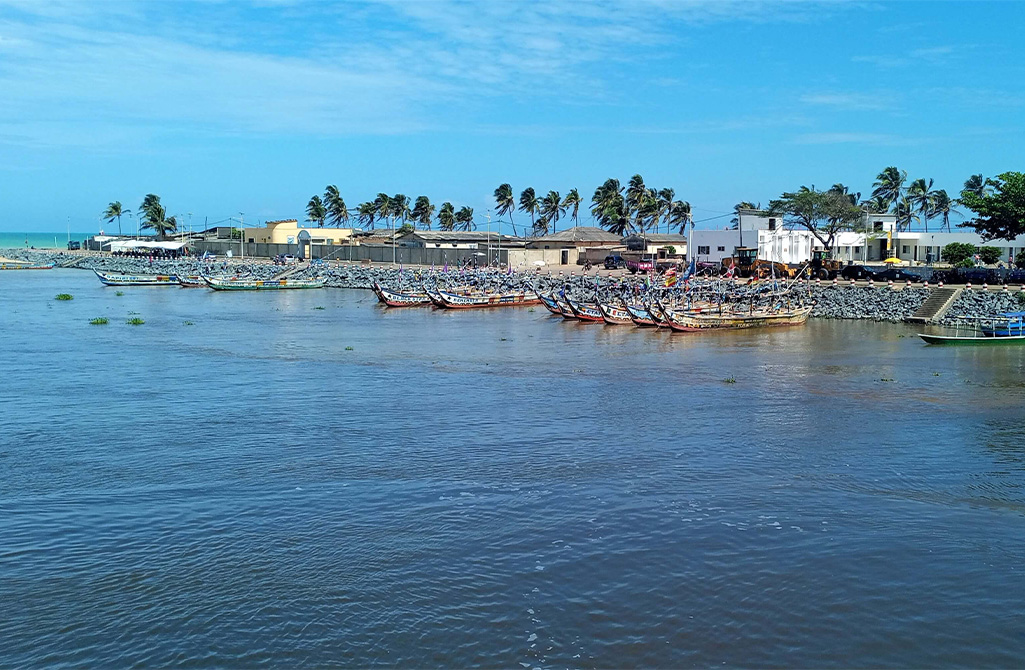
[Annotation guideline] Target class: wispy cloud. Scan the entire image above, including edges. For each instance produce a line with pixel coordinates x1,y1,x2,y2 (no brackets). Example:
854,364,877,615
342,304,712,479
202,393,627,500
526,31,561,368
793,132,927,146
800,92,891,111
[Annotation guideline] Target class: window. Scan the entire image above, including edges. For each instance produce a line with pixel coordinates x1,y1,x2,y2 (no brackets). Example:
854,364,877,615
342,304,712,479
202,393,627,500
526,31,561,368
768,218,777,231
697,245,710,255
854,246,862,254
873,221,884,232
717,246,725,252
902,245,909,254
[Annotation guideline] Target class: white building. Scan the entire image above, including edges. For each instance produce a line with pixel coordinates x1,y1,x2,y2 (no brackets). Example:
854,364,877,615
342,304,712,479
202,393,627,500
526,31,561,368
690,208,780,263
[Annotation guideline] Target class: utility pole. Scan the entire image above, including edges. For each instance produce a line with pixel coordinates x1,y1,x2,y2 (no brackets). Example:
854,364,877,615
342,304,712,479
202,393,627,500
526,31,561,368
239,212,245,261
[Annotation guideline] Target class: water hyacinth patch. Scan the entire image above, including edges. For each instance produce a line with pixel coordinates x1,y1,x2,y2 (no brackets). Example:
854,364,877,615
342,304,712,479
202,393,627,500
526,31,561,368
55,293,73,301
126,317,145,325
89,317,108,325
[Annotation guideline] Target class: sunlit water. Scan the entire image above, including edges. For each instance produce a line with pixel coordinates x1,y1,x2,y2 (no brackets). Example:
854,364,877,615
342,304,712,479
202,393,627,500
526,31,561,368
3,269,1025,668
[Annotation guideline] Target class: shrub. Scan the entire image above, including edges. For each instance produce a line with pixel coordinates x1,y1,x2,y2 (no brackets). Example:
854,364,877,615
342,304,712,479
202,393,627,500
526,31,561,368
956,258,975,269
942,242,978,265
1016,251,1025,269
978,246,1002,265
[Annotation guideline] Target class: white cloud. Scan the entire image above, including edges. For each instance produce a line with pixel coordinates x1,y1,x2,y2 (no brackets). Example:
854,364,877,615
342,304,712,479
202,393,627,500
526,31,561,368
800,92,890,111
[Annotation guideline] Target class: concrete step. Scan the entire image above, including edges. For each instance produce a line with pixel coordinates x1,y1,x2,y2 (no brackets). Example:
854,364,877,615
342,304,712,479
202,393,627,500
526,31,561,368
907,287,962,323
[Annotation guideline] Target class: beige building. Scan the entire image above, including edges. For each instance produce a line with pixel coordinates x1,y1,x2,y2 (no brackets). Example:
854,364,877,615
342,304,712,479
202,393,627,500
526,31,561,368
244,219,356,246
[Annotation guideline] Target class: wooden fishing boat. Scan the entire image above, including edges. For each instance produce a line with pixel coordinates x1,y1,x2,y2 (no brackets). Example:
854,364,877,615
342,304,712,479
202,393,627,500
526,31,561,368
565,298,604,322
663,304,812,331
178,275,206,287
434,289,540,309
205,276,325,290
424,286,448,307
597,301,633,325
372,282,431,307
555,299,577,319
620,297,657,327
537,292,564,315
645,300,672,328
0,261,55,270
919,313,1025,345
95,270,179,286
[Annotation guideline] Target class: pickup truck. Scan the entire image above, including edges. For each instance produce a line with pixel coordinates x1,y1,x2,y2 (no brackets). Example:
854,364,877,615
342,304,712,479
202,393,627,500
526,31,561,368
625,255,680,274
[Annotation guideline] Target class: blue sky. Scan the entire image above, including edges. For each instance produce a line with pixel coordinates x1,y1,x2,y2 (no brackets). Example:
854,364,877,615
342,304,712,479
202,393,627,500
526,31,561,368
1,0,1022,234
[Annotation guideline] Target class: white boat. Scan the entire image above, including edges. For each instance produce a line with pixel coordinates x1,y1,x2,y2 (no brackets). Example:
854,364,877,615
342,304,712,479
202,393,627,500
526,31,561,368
94,270,179,286
204,275,325,290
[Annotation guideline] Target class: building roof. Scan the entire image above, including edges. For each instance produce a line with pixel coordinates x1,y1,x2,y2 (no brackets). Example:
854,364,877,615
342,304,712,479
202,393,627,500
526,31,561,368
533,226,622,243
639,234,688,244
402,230,517,242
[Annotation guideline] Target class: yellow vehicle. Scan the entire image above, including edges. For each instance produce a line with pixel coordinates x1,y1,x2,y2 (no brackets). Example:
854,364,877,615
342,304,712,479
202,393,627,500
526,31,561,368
808,248,844,279
722,247,797,279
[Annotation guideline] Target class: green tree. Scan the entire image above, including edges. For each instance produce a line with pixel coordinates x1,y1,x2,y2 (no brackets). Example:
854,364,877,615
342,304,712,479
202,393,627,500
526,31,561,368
540,190,564,234
871,166,907,212
860,194,889,214
455,206,475,232
411,196,435,231
941,242,978,265
959,171,1025,241
590,179,630,235
438,202,455,231
625,174,647,232
374,193,392,227
730,201,760,229
391,194,411,228
978,246,1002,265
518,187,539,228
962,174,993,198
906,178,936,232
930,189,959,232
494,184,517,235
767,186,861,249
655,188,675,234
357,201,376,229
306,195,327,227
138,194,177,239
670,200,692,234
102,201,130,236
562,188,581,227
828,183,861,206
1016,250,1025,269
323,185,349,228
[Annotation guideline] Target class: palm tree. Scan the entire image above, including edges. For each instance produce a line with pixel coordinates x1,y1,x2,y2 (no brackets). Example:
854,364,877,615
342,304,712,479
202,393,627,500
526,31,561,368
102,201,130,236
670,200,692,234
540,190,564,234
562,188,581,227
391,193,411,229
411,196,435,231
323,185,349,228
637,188,660,235
374,193,392,224
871,167,907,214
906,178,935,232
962,174,994,198
138,194,177,239
894,198,914,233
455,206,475,232
860,195,889,213
357,202,376,229
829,183,861,206
494,183,517,235
438,202,455,231
931,189,960,232
625,174,647,232
306,195,327,227
519,187,539,228
655,188,675,234
590,179,629,235
729,201,760,229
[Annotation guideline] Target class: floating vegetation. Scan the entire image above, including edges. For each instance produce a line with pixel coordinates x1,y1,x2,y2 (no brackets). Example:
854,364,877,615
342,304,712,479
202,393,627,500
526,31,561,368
881,378,894,382
183,321,194,326
723,376,737,384
115,291,124,296
126,317,145,325
314,306,325,310
55,293,73,301
89,317,109,325
344,346,354,351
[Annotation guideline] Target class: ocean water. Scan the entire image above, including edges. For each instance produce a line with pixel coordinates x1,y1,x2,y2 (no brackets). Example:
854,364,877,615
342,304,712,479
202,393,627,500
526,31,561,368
3,268,1025,668
0,232,93,250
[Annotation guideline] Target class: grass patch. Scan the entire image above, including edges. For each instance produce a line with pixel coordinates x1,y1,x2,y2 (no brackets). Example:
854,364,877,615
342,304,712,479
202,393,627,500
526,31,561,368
55,293,73,301
89,317,109,325
126,317,145,325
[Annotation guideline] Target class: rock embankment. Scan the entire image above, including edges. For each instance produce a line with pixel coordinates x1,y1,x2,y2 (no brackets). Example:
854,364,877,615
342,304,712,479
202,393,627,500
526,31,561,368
808,285,930,322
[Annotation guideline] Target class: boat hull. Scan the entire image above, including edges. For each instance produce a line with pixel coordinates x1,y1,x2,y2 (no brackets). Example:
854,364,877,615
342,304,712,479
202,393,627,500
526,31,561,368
0,263,55,270
436,290,540,309
95,270,178,286
565,298,603,322
919,333,1025,345
205,276,324,290
666,306,813,331
372,283,431,307
597,301,633,325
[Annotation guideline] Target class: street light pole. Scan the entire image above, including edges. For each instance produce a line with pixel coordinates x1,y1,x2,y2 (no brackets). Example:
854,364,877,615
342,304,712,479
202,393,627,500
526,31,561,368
239,212,245,261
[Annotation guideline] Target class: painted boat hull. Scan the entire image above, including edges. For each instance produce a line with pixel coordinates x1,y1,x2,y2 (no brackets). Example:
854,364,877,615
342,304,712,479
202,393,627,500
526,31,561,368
436,289,540,309
665,306,812,331
205,276,324,290
919,333,1025,345
621,299,657,327
95,270,178,286
565,298,603,322
597,301,633,325
0,263,55,270
373,283,431,307
538,293,563,315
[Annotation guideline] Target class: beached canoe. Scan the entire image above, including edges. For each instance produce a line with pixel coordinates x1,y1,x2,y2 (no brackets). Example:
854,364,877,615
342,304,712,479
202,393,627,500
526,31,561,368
373,282,431,307
0,262,55,270
434,289,540,309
